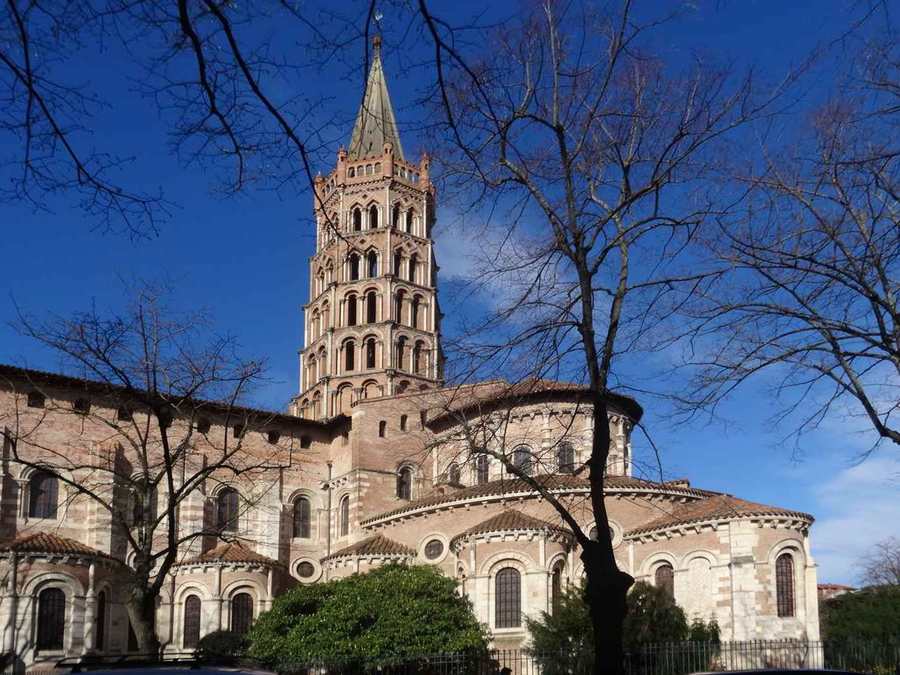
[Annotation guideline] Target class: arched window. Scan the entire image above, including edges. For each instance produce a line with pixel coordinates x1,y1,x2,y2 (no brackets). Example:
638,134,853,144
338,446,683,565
495,568,521,628
447,463,461,484
393,251,403,277
348,253,360,280
183,595,201,649
339,495,350,536
352,208,362,231
36,587,65,651
311,310,321,339
131,480,156,527
216,487,239,532
776,553,795,617
475,455,490,485
392,204,401,228
368,204,378,229
292,497,311,538
312,392,321,419
551,561,564,613
412,342,422,374
230,593,253,635
344,340,355,372
394,289,406,324
408,253,418,283
367,251,378,277
29,470,58,519
93,589,107,650
655,563,674,599
348,167,355,178
346,293,357,326
411,296,420,328
397,466,413,500
396,336,407,370
557,443,575,474
366,338,376,369
512,446,533,476
366,291,377,323
405,208,414,233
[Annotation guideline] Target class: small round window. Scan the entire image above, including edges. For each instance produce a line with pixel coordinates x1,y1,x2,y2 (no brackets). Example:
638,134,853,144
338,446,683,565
424,539,444,560
297,561,316,578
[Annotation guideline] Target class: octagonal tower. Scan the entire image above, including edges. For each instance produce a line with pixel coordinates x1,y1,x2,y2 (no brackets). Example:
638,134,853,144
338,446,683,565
293,37,443,419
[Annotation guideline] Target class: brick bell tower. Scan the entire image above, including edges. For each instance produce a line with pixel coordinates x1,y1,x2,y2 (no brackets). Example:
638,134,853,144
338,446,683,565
292,37,443,420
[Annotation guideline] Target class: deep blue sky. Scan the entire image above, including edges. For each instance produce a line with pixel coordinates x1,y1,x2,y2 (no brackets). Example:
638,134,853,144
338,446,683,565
1,1,896,584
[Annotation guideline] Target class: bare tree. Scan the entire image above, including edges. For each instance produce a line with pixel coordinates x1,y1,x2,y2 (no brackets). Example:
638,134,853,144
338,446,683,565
0,0,383,238
860,536,900,587
1,284,304,653
412,2,796,673
682,34,899,450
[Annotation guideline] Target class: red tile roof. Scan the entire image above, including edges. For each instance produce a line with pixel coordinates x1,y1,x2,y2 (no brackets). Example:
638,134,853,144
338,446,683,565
322,534,415,561
178,542,282,567
0,532,114,560
362,474,712,526
452,509,572,546
425,378,643,428
0,363,341,429
626,494,814,536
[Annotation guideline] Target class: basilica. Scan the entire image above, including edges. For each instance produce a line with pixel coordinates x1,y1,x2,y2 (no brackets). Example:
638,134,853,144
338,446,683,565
0,39,819,670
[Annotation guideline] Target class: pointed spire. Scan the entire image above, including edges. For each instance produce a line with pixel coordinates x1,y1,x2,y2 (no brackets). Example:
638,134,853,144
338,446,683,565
348,36,405,161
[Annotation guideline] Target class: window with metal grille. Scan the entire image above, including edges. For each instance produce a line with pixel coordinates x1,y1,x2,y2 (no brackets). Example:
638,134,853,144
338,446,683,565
495,567,521,628
424,539,444,560
183,595,201,649
216,487,239,532
230,593,253,635
36,587,65,651
293,497,311,538
29,470,58,519
447,463,461,485
339,495,350,536
96,590,107,650
512,446,533,476
776,553,795,617
475,455,490,485
556,443,575,474
127,620,138,651
551,562,564,614
397,467,413,500
655,563,674,599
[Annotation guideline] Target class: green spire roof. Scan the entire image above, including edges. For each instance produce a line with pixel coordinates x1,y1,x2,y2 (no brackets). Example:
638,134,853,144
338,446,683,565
348,38,404,161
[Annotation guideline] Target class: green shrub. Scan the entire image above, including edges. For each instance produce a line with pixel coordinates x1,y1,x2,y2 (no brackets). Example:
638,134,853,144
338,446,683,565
197,629,248,664
247,564,489,669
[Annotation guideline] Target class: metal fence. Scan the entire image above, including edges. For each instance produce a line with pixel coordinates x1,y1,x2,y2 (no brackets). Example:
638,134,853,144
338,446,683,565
277,640,900,675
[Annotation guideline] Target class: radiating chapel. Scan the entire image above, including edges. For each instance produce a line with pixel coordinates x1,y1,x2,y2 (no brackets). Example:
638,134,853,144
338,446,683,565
0,38,820,669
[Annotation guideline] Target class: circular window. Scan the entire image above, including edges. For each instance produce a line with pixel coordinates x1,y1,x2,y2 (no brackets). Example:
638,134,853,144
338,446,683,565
297,561,316,578
424,539,444,560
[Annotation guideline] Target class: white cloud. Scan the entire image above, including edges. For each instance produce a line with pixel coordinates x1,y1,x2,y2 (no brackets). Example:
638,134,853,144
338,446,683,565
811,454,900,585
433,221,481,280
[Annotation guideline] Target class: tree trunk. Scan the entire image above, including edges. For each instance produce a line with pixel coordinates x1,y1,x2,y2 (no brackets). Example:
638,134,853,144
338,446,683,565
583,542,634,675
126,590,161,656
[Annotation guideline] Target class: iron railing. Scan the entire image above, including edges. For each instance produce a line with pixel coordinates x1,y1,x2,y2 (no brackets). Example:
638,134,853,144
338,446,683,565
275,639,900,675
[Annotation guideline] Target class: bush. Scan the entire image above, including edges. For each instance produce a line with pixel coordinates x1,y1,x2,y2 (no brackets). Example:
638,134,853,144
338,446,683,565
526,581,720,675
821,585,900,641
247,564,489,669
197,630,248,664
